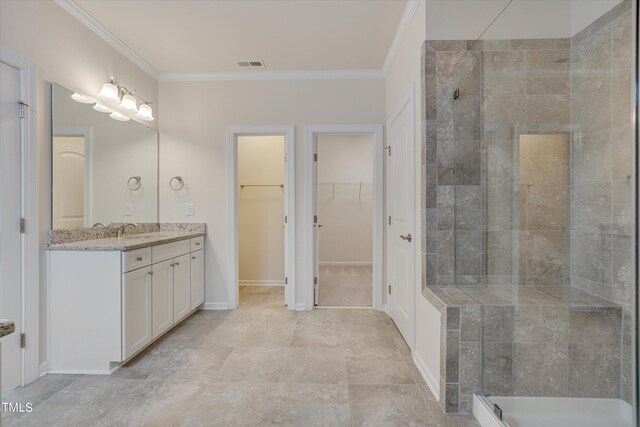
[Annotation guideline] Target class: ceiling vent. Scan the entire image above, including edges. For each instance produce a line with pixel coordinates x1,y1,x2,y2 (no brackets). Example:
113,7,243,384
237,60,265,68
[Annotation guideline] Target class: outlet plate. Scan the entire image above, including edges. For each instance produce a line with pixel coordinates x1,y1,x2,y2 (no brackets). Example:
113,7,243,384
186,204,194,216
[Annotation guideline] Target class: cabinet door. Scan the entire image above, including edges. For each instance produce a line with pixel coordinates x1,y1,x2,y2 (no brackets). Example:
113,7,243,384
152,259,174,338
190,250,205,310
173,254,191,322
122,267,152,360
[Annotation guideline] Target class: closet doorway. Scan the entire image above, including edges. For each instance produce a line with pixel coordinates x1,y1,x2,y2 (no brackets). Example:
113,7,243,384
228,127,295,310
306,125,383,309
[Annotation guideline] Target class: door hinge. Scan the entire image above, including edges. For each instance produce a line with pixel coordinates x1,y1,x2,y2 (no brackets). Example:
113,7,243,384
388,284,391,294
384,146,391,156
20,218,25,233
285,277,288,285
284,215,288,224
314,153,318,161
314,277,318,285
18,101,29,118
20,333,26,348
313,215,318,224
388,216,391,225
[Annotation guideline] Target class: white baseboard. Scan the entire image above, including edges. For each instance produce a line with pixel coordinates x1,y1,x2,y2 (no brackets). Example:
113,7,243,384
239,281,284,286
294,303,308,311
412,350,439,401
39,362,49,378
203,302,231,310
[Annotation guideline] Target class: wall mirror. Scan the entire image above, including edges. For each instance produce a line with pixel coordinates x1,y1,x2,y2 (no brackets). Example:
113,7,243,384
51,82,158,229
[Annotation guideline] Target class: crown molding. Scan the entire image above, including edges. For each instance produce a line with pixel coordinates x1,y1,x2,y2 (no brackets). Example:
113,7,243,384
54,0,160,80
159,69,385,82
382,0,421,76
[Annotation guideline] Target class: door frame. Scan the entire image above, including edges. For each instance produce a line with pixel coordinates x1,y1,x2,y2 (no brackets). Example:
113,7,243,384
304,124,384,310
52,127,93,227
0,47,39,384
227,126,295,310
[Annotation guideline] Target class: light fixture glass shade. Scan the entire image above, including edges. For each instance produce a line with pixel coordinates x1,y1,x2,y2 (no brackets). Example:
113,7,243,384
119,93,138,112
135,103,154,121
100,82,119,100
93,103,111,113
71,93,94,104
109,111,130,121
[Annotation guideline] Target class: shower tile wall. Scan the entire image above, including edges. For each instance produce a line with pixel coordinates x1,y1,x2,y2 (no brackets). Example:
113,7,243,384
570,0,634,402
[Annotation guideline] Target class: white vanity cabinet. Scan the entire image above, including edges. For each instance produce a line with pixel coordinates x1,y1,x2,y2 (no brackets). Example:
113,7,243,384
122,266,153,360
48,234,205,374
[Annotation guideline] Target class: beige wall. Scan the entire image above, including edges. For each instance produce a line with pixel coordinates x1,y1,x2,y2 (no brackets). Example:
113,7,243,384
317,134,373,264
0,0,159,368
158,78,385,306
238,135,285,284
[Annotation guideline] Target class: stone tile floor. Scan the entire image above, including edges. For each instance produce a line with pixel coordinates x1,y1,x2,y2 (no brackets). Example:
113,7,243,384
1,286,478,426
317,265,373,308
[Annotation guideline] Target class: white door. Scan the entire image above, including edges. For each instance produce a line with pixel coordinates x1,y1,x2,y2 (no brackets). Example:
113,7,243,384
152,259,174,338
190,250,205,310
52,136,85,229
312,137,320,305
0,61,23,395
386,93,416,348
172,254,191,322
122,267,152,360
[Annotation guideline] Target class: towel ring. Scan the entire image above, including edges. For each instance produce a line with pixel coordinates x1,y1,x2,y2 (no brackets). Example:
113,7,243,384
127,176,142,191
170,176,184,191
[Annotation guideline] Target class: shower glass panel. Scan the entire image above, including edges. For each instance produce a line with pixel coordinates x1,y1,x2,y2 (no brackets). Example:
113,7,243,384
451,0,637,425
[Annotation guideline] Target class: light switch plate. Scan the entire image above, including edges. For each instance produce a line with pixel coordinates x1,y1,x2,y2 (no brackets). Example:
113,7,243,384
186,204,194,216
124,204,132,216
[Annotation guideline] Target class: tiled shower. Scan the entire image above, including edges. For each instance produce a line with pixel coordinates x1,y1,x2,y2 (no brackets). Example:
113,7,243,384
421,0,637,424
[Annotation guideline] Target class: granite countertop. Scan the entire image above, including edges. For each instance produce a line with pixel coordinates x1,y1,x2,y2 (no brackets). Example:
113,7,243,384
0,320,15,338
47,231,205,251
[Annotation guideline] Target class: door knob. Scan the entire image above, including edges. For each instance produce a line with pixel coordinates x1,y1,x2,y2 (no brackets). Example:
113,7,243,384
400,234,412,242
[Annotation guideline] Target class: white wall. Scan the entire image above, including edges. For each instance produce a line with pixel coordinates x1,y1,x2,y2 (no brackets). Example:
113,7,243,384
158,78,385,307
238,135,285,283
425,0,623,41
317,134,373,264
0,0,159,369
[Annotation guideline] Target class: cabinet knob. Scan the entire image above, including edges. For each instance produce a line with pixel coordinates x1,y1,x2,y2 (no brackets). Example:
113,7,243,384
196,242,200,246
147,271,153,276
136,256,143,261
192,256,196,260
170,263,175,267
175,261,180,266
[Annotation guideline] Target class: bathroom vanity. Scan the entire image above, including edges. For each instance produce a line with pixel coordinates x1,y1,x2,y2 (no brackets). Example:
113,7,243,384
47,229,205,374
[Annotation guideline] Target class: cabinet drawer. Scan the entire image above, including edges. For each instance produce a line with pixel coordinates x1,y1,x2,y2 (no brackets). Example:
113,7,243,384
152,239,190,264
122,247,152,273
190,236,204,251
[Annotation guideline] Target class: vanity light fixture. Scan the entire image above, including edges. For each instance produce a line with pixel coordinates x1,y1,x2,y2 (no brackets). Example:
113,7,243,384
119,92,138,112
109,111,130,122
92,103,111,113
135,103,154,121
71,93,94,104
99,79,119,101
71,76,154,122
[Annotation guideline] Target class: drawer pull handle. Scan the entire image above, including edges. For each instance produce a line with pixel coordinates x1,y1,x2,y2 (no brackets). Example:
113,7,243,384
147,271,153,276
170,263,175,267
192,256,196,260
136,256,143,261
175,262,180,266
196,242,200,246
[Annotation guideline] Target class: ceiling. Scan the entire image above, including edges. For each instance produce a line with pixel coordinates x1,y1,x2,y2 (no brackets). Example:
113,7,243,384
73,0,408,75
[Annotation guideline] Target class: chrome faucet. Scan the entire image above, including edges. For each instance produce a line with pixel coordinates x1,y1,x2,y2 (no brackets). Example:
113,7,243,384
117,223,138,238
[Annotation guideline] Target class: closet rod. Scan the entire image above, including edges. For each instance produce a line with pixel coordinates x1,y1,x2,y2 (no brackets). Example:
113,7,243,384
239,184,284,188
